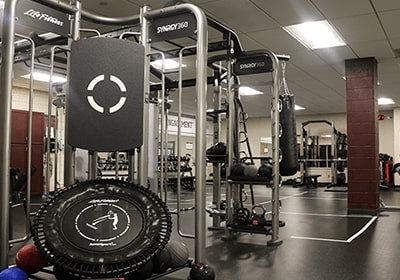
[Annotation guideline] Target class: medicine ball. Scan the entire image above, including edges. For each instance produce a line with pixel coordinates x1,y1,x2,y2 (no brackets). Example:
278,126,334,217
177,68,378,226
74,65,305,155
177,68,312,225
153,246,172,273
0,267,28,280
125,261,154,280
213,142,226,155
166,241,189,268
258,164,273,179
188,263,215,280
15,244,48,274
231,163,246,176
243,164,258,177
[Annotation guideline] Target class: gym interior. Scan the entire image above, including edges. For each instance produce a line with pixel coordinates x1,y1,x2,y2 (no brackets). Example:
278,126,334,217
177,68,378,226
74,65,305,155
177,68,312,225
1,1,400,279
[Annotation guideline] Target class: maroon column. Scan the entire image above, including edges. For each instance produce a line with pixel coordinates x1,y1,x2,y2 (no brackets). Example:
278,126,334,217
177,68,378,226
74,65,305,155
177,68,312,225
345,57,379,215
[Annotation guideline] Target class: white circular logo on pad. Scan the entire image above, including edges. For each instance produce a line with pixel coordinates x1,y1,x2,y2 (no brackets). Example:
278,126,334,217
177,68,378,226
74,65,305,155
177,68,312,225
87,74,127,113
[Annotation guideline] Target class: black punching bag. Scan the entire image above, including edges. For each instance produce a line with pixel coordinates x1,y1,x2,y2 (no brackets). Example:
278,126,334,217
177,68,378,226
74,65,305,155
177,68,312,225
279,94,298,176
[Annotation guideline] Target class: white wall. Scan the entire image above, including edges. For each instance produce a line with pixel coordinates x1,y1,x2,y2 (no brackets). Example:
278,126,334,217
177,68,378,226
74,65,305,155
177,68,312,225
378,111,394,156
12,86,49,113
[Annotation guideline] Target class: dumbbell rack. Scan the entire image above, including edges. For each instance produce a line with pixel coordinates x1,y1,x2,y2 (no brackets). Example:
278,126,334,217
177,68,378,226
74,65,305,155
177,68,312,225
98,160,129,180
158,155,195,191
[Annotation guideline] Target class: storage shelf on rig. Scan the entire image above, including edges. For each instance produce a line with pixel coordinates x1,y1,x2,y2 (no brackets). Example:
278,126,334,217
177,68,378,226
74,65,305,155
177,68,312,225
226,224,272,235
206,154,227,163
227,176,272,185
227,219,286,235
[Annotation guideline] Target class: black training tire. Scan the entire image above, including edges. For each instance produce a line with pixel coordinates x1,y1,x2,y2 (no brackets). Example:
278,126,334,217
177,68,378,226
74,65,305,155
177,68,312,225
32,179,172,279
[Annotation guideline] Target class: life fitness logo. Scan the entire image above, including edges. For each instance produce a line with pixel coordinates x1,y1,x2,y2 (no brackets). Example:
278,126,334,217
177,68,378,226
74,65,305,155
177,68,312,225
86,74,127,114
23,9,64,27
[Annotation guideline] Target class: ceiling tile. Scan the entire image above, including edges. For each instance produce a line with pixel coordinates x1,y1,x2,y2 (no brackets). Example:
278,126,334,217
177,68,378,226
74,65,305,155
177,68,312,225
235,33,265,52
331,13,386,43
288,49,328,67
378,10,400,40
370,0,400,11
350,40,394,59
377,58,400,73
312,46,357,64
247,28,305,54
251,0,324,25
389,38,400,50
311,0,373,19
200,0,279,33
377,72,400,85
82,0,140,17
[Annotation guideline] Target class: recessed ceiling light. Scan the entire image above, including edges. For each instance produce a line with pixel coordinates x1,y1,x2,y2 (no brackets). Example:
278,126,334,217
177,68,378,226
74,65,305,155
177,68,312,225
378,97,395,105
239,86,263,96
21,72,67,84
295,104,305,111
283,20,346,50
150,59,186,70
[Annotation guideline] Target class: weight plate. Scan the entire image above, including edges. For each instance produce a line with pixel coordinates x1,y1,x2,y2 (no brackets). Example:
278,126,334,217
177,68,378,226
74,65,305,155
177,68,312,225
32,179,172,279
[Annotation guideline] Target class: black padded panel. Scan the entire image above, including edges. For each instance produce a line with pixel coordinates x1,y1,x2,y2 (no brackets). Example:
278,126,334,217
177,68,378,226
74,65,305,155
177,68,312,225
68,38,144,151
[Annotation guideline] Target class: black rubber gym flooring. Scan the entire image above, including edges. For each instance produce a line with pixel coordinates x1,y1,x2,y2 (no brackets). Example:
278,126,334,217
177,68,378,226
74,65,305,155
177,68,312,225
7,184,400,280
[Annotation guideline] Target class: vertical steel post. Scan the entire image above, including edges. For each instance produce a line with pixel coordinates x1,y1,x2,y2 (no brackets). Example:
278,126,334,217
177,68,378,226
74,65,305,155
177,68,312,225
0,0,18,269
191,5,208,264
64,0,82,186
226,61,235,227
11,35,35,244
143,2,208,263
139,5,151,187
211,67,222,229
267,50,283,246
88,151,98,179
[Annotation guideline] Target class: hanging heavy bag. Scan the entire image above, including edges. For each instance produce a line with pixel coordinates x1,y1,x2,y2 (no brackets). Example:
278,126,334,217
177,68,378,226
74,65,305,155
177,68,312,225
279,94,298,176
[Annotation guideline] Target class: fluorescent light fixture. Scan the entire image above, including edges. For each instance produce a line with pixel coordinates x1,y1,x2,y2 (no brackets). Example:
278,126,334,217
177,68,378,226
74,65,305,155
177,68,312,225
378,97,395,105
239,86,263,96
151,59,185,70
21,72,67,84
295,104,305,111
0,0,4,9
283,20,346,50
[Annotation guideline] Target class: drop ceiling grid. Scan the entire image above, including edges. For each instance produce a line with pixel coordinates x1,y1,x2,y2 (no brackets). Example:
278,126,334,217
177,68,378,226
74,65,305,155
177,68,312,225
251,0,324,26
376,10,400,42
350,40,394,59
370,0,400,12
331,13,387,44
199,0,279,33
310,0,374,19
246,28,306,54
